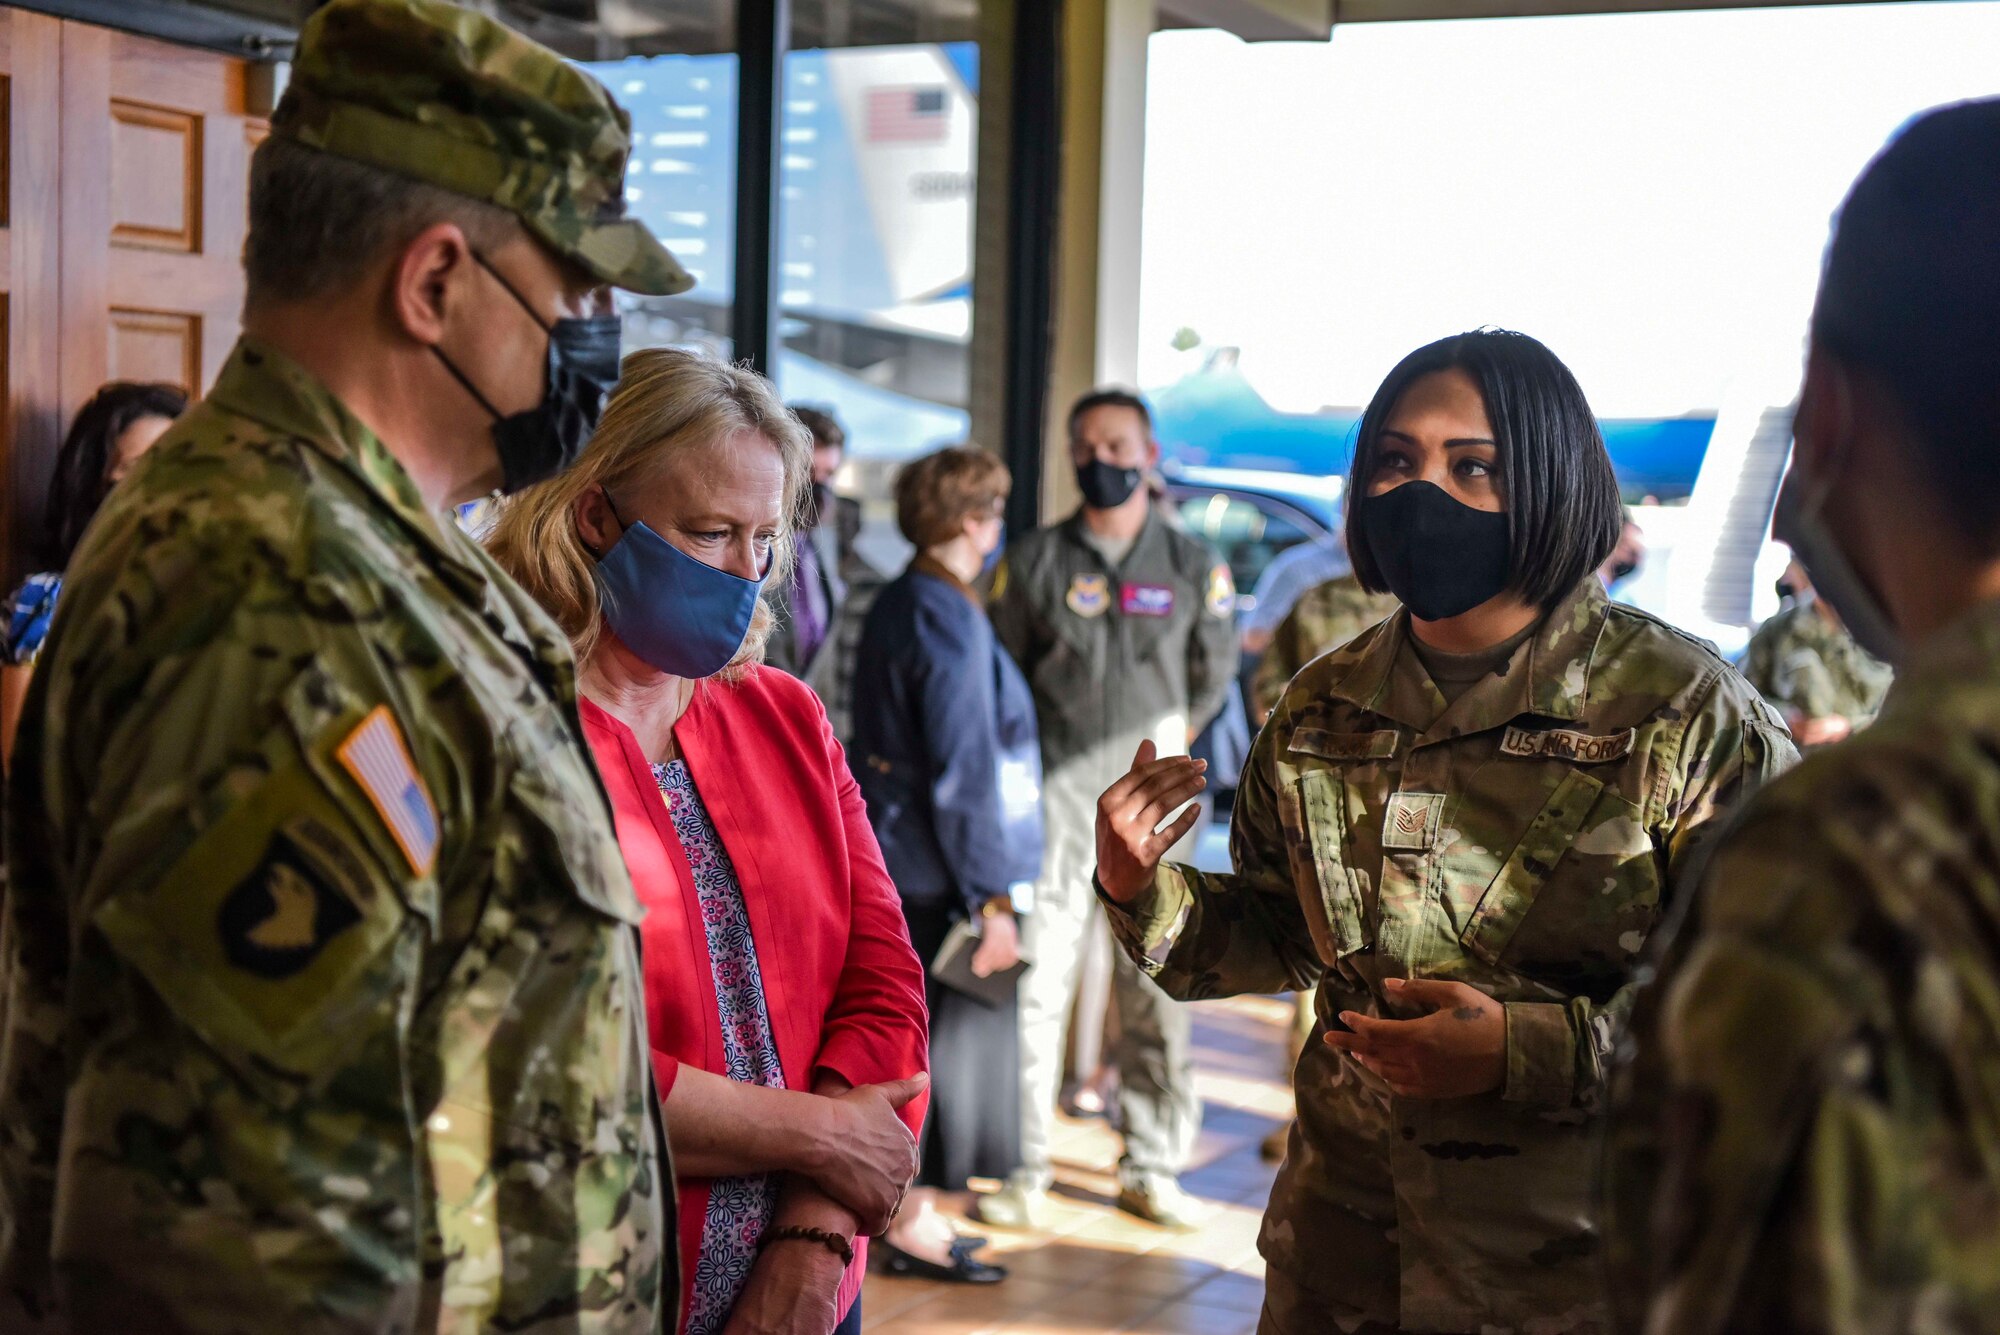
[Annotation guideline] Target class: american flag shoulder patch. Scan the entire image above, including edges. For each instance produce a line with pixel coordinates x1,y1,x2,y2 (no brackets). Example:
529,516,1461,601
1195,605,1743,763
335,706,440,877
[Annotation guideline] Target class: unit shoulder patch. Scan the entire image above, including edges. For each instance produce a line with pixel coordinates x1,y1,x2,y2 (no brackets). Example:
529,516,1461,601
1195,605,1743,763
1206,563,1236,618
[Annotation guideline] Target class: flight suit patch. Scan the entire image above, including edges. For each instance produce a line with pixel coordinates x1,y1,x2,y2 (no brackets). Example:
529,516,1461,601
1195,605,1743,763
1067,573,1110,618
1499,725,1636,764
1205,563,1235,618
1121,583,1175,617
218,826,365,979
1382,791,1445,850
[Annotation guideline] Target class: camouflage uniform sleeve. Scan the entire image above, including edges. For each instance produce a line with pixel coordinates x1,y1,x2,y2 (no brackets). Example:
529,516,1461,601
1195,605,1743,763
1099,707,1322,1000
1505,670,1799,1113
23,561,441,1324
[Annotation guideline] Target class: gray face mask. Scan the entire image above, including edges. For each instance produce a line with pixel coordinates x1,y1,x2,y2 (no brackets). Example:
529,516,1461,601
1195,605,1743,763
1770,458,1901,665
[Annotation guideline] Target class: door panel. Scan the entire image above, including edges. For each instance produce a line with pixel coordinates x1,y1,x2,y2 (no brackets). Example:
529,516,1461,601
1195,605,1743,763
0,18,256,589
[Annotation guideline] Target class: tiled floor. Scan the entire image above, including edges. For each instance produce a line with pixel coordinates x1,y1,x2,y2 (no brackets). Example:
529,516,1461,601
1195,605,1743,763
860,994,1295,1334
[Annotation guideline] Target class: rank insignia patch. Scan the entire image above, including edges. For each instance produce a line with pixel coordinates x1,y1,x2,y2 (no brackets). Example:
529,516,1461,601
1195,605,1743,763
1382,791,1445,851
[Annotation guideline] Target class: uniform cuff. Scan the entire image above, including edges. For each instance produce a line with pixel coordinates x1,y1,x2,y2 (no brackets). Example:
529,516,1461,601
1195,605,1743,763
1094,865,1194,973
1502,1002,1576,1108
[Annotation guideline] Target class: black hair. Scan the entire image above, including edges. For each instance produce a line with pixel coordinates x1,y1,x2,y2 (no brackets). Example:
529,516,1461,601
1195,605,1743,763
43,381,189,569
1812,98,2000,553
1068,387,1153,434
1346,330,1622,610
789,403,847,452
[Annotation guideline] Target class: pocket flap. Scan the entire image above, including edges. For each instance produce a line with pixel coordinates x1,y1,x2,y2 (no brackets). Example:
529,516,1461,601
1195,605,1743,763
1459,768,1605,966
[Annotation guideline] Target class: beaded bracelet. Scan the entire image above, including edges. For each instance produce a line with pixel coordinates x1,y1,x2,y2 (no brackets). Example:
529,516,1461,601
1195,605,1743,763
758,1225,856,1266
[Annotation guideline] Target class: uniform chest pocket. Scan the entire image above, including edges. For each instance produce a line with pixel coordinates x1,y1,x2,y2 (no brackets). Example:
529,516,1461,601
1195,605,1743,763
1458,769,1604,966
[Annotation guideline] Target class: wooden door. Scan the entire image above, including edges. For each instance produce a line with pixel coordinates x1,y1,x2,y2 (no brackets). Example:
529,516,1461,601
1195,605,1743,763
0,17,256,592
61,24,258,419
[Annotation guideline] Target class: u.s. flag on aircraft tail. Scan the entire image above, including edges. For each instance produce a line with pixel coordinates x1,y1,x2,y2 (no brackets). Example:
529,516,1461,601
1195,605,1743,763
866,85,948,143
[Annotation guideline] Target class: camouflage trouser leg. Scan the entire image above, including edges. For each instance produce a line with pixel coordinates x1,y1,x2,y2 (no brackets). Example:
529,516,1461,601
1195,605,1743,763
1258,1266,1407,1335
1111,939,1199,1191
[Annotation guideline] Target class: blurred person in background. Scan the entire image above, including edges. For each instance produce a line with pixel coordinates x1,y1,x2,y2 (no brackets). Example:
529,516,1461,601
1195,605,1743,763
767,404,850,678
982,387,1239,1232
489,349,930,1335
1242,526,1355,658
1607,100,2000,1333
1251,566,1400,725
851,444,1043,1285
1742,554,1892,747
1094,330,1793,1334
2,381,186,772
1598,513,1646,597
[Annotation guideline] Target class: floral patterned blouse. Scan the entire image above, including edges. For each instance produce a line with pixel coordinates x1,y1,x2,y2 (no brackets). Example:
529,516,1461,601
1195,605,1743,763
654,759,788,1335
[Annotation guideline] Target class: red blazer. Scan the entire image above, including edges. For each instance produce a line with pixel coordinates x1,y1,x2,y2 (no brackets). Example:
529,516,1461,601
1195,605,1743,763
580,667,930,1328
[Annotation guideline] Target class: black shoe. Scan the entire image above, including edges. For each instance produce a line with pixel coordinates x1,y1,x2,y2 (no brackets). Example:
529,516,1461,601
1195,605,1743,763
873,1238,1007,1283
949,1234,990,1257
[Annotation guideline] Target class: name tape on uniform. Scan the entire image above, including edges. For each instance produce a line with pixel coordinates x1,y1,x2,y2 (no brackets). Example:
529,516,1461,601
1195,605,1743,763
1499,725,1636,765
337,706,441,877
1121,583,1176,618
1290,728,1401,761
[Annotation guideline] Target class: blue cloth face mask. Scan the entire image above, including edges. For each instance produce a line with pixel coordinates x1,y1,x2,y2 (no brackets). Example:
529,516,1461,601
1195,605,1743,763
594,494,772,679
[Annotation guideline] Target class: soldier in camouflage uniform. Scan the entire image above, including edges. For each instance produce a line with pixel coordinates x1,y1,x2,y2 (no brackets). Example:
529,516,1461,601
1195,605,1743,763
1253,571,1400,721
1741,570,1892,748
0,1,690,1329
1094,331,1794,1334
1604,100,2000,1335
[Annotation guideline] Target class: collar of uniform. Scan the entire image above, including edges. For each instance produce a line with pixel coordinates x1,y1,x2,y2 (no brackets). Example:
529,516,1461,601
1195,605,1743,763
1886,594,2000,716
1060,505,1167,569
1317,576,1607,736
207,337,489,594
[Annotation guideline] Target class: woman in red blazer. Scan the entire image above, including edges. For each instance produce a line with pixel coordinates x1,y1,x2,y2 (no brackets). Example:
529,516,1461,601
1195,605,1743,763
490,349,930,1335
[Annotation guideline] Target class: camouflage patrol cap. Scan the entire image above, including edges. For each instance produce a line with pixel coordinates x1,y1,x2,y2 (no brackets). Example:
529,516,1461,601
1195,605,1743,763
274,0,692,296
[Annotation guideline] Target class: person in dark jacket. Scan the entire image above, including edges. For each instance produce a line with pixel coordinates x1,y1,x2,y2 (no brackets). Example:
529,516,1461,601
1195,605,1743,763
852,445,1043,1284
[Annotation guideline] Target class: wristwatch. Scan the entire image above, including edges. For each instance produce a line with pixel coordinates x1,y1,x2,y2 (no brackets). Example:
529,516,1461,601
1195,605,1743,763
979,896,1012,920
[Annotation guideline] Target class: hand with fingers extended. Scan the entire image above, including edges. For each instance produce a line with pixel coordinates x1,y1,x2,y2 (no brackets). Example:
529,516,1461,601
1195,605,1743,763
1095,739,1209,903
805,1074,927,1234
1323,976,1506,1100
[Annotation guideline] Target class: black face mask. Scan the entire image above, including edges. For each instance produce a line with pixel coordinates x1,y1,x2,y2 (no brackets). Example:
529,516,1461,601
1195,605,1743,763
1076,458,1142,510
433,254,623,494
1359,480,1512,622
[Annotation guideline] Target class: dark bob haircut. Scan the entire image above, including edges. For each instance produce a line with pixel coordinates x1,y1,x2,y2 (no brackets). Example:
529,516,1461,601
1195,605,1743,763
1068,387,1153,434
1812,99,2000,554
43,380,188,569
1346,330,1622,610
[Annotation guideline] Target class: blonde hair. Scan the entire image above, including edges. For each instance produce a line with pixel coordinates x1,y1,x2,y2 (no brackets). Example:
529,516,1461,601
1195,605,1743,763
487,347,814,676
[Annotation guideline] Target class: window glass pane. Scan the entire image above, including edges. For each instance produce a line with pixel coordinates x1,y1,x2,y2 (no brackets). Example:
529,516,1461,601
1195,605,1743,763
776,1,981,579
